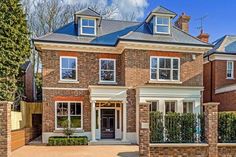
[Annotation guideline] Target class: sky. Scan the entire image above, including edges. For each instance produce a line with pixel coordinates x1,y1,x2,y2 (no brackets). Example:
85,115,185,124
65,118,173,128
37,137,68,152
69,0,236,42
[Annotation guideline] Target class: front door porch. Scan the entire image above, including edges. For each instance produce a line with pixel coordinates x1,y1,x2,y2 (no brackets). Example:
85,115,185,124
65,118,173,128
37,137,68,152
89,86,128,143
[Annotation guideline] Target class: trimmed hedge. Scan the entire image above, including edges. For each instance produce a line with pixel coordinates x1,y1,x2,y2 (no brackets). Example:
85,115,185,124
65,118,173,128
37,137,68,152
150,112,204,143
219,112,236,143
48,136,88,146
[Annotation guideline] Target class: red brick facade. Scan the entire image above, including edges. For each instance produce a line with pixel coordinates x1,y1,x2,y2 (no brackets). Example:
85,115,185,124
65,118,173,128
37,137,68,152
203,60,236,111
41,49,203,135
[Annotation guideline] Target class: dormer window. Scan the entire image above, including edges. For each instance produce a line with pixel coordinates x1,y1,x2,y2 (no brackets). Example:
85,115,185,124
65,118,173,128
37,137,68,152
80,18,96,36
155,16,170,34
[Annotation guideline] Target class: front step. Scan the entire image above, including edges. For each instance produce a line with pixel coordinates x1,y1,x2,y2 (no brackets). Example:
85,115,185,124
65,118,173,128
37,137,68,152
89,139,132,145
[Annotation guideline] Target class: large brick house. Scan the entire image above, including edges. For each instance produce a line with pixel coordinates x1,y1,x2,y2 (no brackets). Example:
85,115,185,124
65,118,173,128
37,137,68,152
204,35,236,111
33,6,212,144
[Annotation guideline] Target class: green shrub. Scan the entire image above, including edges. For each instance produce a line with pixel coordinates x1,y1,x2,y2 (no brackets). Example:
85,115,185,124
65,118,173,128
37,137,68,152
150,111,164,143
219,112,236,143
48,136,88,146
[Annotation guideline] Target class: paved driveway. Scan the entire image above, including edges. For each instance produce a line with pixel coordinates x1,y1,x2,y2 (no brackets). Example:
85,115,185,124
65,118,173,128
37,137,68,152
11,145,139,157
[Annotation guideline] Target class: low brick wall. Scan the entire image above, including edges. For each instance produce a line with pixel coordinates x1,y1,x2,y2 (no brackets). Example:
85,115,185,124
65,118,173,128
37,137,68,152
218,144,236,157
150,144,209,157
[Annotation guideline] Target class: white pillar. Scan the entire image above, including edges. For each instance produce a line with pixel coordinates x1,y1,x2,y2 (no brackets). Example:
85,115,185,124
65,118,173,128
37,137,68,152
122,100,127,141
91,100,97,142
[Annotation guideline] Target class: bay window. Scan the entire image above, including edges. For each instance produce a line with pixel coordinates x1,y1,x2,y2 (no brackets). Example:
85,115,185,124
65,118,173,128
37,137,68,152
150,57,180,81
56,102,82,129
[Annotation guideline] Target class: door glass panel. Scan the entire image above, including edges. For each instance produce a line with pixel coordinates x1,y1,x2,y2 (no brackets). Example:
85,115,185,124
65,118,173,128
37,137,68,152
117,110,120,129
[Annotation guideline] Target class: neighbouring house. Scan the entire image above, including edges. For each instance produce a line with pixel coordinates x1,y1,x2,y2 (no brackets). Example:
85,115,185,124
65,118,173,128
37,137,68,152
204,35,236,111
20,61,35,102
33,6,212,144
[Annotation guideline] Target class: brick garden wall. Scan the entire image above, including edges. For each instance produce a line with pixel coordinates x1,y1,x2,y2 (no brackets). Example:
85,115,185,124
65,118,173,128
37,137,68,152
150,146,208,157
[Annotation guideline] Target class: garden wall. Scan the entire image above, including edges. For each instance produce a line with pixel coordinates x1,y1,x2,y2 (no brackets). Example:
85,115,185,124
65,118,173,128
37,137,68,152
139,102,236,157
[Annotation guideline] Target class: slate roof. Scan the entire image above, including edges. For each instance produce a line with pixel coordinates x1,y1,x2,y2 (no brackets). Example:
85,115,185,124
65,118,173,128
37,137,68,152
75,8,101,17
33,7,211,47
205,35,236,57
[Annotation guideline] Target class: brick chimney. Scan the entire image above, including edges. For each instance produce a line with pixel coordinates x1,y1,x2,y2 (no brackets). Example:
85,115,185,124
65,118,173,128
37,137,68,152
197,29,209,43
175,12,191,33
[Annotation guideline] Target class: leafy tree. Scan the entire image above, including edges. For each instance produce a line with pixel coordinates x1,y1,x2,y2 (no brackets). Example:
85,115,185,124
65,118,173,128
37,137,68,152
0,0,30,101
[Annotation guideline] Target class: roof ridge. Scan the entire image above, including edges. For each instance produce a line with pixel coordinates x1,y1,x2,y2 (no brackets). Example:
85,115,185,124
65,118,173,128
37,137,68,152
173,25,212,46
119,22,144,39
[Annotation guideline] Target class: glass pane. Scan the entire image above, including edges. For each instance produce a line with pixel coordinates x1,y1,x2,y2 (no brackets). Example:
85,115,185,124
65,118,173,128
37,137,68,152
101,60,114,70
159,69,171,80
96,110,99,129
183,102,187,113
57,116,68,128
162,18,169,24
82,19,88,26
68,58,76,69
57,103,68,116
62,69,76,80
151,58,157,68
82,27,95,35
165,102,170,113
117,110,120,129
159,58,171,68
70,103,76,115
189,102,193,113
171,102,176,112
157,25,169,33
88,19,95,26
227,71,232,78
62,58,68,68
157,17,162,24
71,116,81,128
151,102,157,111
101,70,114,81
173,70,179,80
228,62,233,69
76,103,81,115
173,59,179,69
151,69,157,79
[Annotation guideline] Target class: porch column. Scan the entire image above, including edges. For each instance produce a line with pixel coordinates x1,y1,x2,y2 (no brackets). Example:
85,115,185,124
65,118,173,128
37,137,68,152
91,100,96,142
122,100,127,141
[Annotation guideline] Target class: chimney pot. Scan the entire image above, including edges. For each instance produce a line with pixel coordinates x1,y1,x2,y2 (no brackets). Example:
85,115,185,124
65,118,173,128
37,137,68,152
197,29,209,43
175,13,191,33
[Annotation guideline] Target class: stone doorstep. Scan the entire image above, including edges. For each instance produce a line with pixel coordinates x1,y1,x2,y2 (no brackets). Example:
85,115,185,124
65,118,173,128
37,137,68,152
89,139,132,145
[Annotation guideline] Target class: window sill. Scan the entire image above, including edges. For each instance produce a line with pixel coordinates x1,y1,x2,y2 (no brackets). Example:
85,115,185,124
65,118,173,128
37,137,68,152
148,80,182,84
98,82,118,85
226,77,235,80
58,80,80,84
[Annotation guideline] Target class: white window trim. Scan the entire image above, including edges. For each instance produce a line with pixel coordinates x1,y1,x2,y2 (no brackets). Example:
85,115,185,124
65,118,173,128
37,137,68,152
154,16,170,34
99,58,116,83
226,61,234,79
55,101,83,130
80,18,96,36
60,56,78,82
150,56,180,82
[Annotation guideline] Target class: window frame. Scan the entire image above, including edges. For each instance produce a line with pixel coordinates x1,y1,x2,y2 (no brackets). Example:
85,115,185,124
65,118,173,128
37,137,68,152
150,56,180,82
226,61,234,79
149,101,159,112
155,16,171,34
164,101,177,114
55,101,83,130
99,58,116,83
183,101,194,113
80,18,96,36
60,56,78,82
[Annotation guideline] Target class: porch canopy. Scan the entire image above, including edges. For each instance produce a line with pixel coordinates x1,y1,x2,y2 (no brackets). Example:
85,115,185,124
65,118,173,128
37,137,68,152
88,85,128,142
